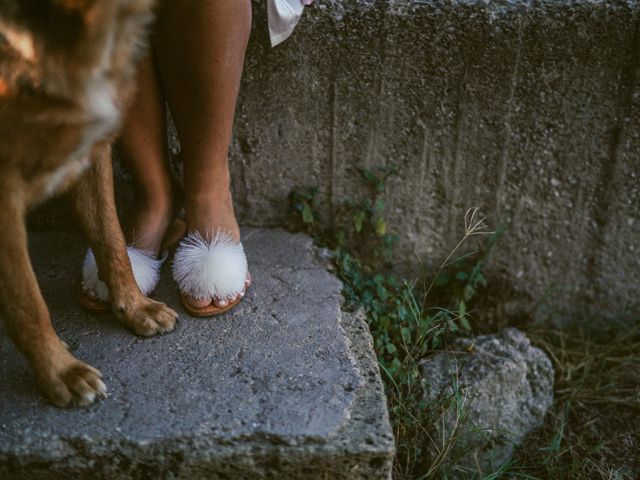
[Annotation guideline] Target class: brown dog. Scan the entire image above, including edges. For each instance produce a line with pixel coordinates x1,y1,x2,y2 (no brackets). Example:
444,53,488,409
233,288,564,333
0,0,177,407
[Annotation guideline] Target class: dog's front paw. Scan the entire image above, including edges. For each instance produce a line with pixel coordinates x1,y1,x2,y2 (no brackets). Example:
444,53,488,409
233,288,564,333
38,349,107,408
117,298,178,337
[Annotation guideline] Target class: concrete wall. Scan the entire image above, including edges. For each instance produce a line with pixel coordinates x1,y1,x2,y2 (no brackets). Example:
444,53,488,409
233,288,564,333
29,1,639,322
213,0,638,322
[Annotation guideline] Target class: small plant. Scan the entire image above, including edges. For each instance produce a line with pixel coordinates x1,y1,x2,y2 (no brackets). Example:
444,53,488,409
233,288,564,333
289,185,320,235
290,169,500,479
290,167,639,479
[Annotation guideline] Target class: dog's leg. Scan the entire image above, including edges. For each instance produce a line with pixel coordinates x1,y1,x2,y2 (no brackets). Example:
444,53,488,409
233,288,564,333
0,183,107,407
72,142,178,336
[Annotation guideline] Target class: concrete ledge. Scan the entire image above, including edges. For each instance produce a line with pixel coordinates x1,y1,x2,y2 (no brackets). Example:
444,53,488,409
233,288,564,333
226,0,639,321
0,229,394,479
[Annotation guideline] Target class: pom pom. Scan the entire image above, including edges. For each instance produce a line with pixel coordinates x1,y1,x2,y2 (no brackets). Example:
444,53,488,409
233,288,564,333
172,231,248,301
82,247,165,301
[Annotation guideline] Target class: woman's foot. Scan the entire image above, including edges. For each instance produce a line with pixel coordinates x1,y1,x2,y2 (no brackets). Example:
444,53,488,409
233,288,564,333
182,187,250,310
151,0,253,315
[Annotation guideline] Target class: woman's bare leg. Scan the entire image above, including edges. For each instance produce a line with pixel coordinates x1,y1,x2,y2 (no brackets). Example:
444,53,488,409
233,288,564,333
119,52,174,254
154,0,252,308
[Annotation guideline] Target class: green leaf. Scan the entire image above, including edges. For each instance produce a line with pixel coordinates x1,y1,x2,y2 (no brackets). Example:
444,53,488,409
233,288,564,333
455,270,469,281
390,357,402,373
464,284,476,302
459,300,466,318
460,315,472,331
353,211,366,233
376,284,388,301
302,203,314,224
386,343,397,354
362,169,376,182
376,218,387,236
401,327,412,344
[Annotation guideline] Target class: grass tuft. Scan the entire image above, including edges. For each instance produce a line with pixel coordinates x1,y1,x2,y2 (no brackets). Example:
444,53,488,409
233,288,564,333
509,321,640,479
289,168,639,479
290,170,500,479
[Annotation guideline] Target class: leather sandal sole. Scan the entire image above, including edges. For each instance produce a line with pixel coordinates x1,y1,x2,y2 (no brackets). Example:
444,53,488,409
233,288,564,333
77,287,111,314
179,291,245,317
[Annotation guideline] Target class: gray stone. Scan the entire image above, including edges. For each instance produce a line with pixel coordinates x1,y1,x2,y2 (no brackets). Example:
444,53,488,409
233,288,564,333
0,228,394,479
224,0,640,322
419,328,553,475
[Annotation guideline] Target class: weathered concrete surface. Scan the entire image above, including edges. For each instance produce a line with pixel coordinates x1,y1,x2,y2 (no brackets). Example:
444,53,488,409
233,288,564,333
420,328,554,476
228,0,639,323
0,228,394,479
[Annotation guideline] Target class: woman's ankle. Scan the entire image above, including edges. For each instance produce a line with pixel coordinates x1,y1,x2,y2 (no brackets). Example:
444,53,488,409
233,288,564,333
125,191,177,253
184,189,240,242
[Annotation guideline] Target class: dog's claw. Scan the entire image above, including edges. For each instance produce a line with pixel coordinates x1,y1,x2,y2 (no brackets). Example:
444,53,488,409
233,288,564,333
78,391,96,407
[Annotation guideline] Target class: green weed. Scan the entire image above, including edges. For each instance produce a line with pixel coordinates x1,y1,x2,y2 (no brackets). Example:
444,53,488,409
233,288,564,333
290,169,639,479
290,169,499,479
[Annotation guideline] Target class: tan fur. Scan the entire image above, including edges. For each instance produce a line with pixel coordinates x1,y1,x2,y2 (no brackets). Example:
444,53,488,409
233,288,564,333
0,0,177,407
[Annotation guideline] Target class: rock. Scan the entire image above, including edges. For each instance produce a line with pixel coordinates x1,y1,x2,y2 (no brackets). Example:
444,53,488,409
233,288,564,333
419,328,553,476
0,228,394,479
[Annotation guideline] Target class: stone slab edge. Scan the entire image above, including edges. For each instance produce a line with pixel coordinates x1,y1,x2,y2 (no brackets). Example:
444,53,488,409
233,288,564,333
1,307,394,480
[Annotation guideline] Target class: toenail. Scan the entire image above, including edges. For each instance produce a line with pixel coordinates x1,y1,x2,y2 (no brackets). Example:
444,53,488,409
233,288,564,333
218,299,228,307
98,380,108,394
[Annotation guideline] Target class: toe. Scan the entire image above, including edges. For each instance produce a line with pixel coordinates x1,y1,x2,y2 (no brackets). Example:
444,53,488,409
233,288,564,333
214,298,228,308
131,317,159,337
186,295,213,309
45,378,73,408
72,379,96,407
87,376,108,398
149,302,178,330
162,303,179,319
64,365,104,407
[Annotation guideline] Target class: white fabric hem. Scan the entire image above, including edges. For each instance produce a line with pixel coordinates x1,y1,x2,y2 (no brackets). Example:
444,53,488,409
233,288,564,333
268,0,305,48
270,27,297,47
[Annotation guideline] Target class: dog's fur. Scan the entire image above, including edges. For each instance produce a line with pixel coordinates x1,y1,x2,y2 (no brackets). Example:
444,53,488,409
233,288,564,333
0,0,177,407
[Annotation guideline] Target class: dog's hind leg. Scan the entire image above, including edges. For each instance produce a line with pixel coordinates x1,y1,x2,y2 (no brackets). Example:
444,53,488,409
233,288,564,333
0,179,107,407
71,142,178,336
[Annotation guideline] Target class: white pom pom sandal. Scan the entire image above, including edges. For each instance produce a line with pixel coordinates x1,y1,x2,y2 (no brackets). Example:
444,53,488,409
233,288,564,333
78,247,168,313
78,219,187,313
172,230,250,317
